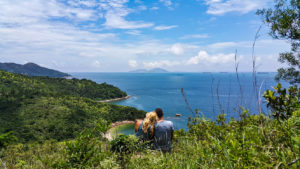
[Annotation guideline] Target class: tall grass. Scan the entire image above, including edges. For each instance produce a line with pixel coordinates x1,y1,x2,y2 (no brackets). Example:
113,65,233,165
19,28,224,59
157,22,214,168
1,110,299,168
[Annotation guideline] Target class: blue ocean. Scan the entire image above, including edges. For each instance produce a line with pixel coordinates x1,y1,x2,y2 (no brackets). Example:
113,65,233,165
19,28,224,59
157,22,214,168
71,72,287,130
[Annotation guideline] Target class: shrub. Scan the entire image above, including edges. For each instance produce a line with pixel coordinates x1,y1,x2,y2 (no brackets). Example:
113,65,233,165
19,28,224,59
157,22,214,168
263,83,300,120
0,131,17,148
110,134,139,154
64,119,111,168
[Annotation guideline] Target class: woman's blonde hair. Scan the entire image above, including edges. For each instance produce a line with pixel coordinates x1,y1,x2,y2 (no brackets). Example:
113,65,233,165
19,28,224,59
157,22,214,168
142,111,158,136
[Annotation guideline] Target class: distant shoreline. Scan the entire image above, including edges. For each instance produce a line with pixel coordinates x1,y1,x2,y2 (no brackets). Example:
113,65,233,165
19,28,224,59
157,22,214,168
99,95,131,103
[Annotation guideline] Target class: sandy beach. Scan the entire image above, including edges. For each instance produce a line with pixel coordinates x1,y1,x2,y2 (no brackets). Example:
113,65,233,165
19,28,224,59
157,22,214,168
104,120,135,140
99,95,131,103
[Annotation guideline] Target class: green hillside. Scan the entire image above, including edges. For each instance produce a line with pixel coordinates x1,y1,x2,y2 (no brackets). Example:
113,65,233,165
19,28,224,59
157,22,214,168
0,70,299,168
0,62,70,78
0,70,145,143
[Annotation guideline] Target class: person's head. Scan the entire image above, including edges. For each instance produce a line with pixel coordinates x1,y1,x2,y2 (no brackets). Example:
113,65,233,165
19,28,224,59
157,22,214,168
142,111,158,134
155,108,164,119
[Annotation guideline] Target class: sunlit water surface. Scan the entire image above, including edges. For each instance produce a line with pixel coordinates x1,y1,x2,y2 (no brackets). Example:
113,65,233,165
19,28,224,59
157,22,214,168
71,72,288,132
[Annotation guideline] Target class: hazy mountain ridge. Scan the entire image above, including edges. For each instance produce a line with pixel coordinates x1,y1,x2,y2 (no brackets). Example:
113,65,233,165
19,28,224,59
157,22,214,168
0,62,70,78
129,68,169,73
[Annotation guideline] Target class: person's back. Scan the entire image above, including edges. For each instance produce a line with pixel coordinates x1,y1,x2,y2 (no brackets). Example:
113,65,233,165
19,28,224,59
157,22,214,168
135,112,158,144
153,120,174,152
135,121,152,141
153,108,174,152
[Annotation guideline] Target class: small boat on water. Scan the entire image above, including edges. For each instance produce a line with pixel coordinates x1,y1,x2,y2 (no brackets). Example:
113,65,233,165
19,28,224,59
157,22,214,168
176,114,182,117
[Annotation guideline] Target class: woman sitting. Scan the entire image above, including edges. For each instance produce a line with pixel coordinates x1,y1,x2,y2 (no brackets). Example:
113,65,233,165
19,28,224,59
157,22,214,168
135,112,158,144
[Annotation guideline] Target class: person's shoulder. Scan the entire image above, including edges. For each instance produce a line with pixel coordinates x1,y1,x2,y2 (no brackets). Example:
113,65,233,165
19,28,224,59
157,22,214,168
156,120,173,126
164,120,173,124
136,120,142,125
164,120,174,126
135,120,142,128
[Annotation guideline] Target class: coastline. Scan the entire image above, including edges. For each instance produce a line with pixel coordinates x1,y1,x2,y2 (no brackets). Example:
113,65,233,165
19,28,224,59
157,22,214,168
104,120,135,140
99,95,131,103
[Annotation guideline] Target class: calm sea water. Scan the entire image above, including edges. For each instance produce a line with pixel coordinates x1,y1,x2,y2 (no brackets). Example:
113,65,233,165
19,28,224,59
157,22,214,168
71,72,288,130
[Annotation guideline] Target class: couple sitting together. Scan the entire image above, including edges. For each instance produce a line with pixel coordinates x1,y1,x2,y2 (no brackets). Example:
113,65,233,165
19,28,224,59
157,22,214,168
135,108,174,153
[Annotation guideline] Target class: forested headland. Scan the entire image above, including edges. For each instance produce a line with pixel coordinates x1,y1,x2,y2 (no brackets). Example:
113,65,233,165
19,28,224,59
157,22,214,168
0,70,145,143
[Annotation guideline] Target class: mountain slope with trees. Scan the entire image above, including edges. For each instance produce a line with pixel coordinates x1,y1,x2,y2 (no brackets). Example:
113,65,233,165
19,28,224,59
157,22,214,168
0,70,145,143
0,62,70,78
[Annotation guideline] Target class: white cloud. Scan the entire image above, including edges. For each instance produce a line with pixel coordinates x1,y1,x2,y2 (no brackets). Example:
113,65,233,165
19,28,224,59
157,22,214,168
79,49,103,58
168,43,185,55
0,6,116,72
129,60,138,68
143,60,180,69
187,51,235,65
68,0,98,7
205,0,270,15
180,34,210,39
154,25,178,30
0,0,98,24
207,39,290,50
150,6,159,10
143,50,236,69
0,0,291,72
51,60,65,68
104,12,153,29
92,60,101,68
100,0,153,29
138,5,147,11
126,30,142,35
160,0,173,7
208,42,238,49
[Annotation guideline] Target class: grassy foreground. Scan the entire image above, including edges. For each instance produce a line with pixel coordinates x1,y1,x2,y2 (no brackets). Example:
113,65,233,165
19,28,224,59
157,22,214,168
1,110,299,169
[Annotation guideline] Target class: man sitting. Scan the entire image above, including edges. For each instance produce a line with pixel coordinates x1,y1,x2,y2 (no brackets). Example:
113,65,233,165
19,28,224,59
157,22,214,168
153,108,174,153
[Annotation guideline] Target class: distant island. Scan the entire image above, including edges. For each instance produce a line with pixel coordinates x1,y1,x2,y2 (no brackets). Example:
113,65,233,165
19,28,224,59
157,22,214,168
0,62,70,78
129,68,169,73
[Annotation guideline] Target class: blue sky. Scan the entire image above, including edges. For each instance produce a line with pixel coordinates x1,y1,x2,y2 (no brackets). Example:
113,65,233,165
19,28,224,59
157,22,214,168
0,0,291,72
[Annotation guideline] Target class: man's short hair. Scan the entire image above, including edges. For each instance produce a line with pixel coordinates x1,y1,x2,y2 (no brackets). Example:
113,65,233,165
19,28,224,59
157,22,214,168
155,108,163,118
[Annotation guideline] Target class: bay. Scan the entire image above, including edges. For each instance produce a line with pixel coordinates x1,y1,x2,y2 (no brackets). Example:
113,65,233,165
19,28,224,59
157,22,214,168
71,72,288,130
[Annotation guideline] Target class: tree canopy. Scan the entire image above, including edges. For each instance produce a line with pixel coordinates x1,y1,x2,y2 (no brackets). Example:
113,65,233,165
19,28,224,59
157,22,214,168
257,0,300,83
0,70,145,143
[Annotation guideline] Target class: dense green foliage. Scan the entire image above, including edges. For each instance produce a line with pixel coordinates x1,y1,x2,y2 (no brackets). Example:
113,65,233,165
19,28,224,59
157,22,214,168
0,62,70,78
110,134,139,155
264,83,300,119
0,84,299,168
1,109,299,168
0,70,126,101
0,132,18,148
63,120,111,168
0,70,144,143
257,0,300,84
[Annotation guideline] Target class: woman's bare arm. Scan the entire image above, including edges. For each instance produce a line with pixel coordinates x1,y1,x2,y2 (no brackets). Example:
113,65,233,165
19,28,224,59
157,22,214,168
135,120,142,133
